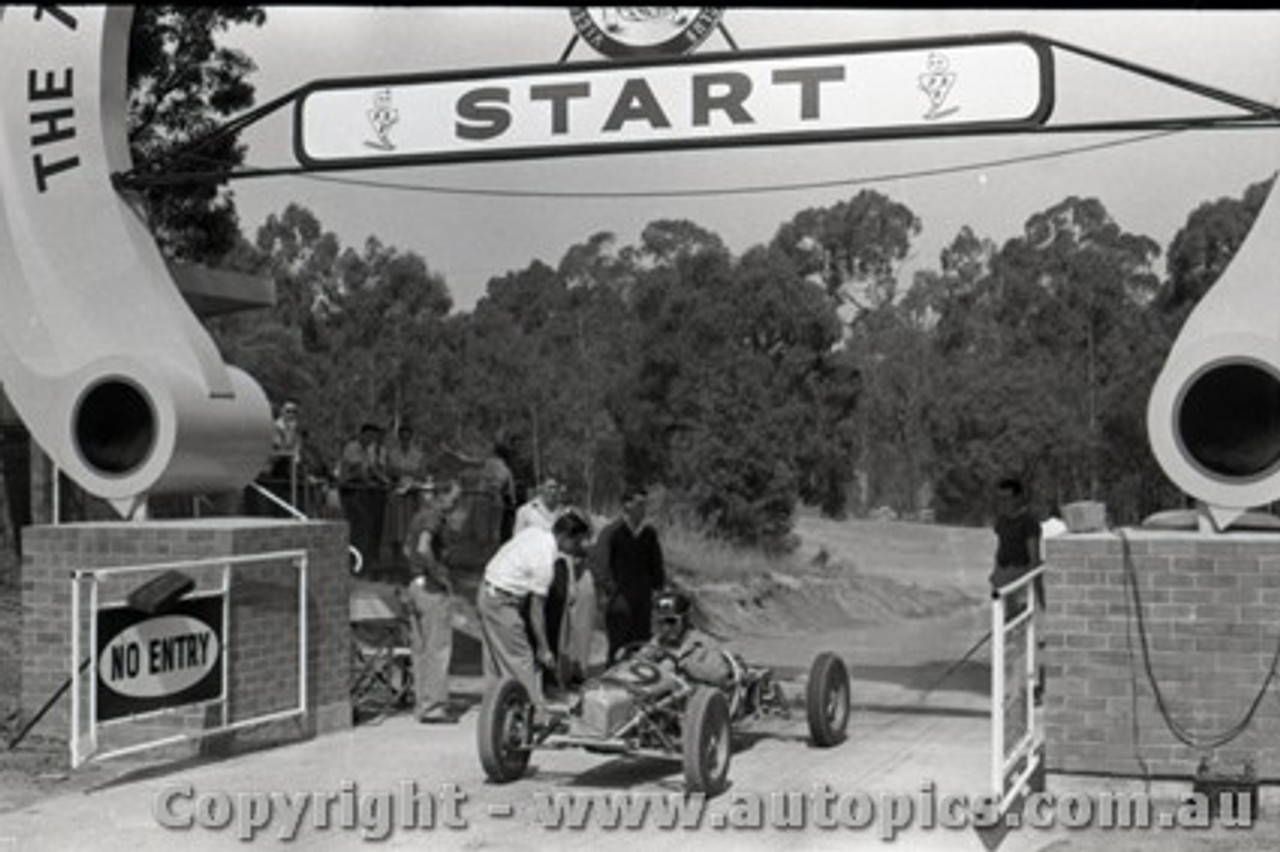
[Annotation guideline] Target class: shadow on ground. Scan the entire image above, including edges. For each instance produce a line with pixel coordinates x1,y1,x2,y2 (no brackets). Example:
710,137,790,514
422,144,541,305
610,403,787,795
852,658,991,697
537,756,685,791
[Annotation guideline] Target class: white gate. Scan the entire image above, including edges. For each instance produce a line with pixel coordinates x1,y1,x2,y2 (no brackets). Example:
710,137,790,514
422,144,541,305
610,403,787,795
70,550,308,768
990,565,1045,817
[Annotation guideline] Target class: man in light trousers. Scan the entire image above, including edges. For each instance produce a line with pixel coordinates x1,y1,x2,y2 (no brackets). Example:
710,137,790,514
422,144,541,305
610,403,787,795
477,509,592,717
405,482,459,723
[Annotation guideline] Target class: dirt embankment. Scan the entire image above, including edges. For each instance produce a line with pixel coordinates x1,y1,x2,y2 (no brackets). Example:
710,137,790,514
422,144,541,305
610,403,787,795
688,569,980,638
673,517,993,639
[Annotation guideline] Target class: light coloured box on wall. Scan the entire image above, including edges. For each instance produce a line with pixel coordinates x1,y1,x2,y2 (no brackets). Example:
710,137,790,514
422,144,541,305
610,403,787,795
1062,501,1106,533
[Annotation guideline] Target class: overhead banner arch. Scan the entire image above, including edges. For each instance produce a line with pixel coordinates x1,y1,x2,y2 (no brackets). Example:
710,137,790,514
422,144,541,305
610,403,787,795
0,6,271,515
294,34,1053,169
5,6,1280,526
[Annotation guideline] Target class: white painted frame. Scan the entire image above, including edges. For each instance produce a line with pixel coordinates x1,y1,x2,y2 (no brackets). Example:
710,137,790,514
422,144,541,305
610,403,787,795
69,549,308,768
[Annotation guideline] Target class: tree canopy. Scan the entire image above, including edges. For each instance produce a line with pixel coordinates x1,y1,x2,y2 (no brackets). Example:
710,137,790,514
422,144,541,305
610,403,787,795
123,8,1276,545
128,6,266,263
208,174,1271,544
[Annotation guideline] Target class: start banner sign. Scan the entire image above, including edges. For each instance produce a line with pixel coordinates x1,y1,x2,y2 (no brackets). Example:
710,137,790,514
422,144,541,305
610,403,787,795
295,33,1052,168
95,595,224,722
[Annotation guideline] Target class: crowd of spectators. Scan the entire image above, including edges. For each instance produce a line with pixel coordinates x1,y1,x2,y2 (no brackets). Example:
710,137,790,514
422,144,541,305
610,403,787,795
251,402,536,576
253,399,672,725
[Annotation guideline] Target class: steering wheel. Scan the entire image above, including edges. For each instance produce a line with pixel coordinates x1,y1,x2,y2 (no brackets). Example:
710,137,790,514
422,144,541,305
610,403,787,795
614,641,650,663
615,640,677,665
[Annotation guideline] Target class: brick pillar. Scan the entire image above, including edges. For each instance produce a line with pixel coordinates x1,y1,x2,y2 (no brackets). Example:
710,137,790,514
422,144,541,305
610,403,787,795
20,518,350,754
0,540,16,721
1043,530,1280,778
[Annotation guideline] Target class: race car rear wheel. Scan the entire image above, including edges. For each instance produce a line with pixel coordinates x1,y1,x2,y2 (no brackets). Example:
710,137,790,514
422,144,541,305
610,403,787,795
806,652,850,747
478,677,533,783
683,687,731,795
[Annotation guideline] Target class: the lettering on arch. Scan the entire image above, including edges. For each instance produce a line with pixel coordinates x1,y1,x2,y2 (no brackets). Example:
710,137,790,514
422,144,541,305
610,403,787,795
0,5,273,515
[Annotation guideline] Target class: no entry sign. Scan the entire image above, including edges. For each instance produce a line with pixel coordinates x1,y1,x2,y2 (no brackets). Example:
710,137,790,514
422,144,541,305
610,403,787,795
95,595,225,722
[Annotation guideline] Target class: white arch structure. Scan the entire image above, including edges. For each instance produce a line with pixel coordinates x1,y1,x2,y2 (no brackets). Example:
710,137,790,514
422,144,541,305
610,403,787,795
2,6,1280,526
0,7,271,517
1147,186,1280,530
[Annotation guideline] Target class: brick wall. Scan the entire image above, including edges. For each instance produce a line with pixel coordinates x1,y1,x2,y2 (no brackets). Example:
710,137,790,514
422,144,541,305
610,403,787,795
20,519,350,756
1043,530,1280,778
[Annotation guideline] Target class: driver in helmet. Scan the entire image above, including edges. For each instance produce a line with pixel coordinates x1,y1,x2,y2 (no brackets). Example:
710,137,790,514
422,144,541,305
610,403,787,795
635,590,734,688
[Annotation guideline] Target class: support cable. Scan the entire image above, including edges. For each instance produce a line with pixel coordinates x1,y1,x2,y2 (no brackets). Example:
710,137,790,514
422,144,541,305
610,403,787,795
1118,530,1280,751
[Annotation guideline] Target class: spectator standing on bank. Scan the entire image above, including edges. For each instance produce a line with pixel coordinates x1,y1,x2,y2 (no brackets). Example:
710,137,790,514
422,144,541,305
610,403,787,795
989,476,1044,613
596,487,666,665
271,400,302,477
247,400,304,517
482,440,518,544
297,428,335,516
386,423,428,568
513,477,562,534
404,480,461,723
477,509,593,715
339,423,390,567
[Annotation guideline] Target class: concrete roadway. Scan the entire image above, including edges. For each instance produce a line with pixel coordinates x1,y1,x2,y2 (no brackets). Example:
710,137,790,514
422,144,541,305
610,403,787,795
0,605,1073,852
8,598,1265,851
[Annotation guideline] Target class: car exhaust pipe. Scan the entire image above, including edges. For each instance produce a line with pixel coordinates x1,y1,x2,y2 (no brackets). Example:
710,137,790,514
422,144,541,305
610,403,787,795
1147,181,1280,530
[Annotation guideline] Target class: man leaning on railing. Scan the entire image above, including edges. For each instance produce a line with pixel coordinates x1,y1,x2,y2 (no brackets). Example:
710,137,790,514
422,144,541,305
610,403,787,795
989,476,1044,617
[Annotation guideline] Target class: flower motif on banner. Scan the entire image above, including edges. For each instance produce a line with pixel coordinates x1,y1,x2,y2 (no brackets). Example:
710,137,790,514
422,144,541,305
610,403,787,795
919,52,959,121
365,88,399,151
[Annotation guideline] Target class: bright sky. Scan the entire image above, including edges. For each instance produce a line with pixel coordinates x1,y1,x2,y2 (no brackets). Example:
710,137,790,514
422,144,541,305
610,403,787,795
222,8,1280,312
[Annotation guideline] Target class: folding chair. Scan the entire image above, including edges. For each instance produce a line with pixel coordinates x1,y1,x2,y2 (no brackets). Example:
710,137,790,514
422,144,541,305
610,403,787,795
349,583,414,720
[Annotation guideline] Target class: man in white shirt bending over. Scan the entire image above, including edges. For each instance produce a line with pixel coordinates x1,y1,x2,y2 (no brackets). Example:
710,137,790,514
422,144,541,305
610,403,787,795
477,508,592,714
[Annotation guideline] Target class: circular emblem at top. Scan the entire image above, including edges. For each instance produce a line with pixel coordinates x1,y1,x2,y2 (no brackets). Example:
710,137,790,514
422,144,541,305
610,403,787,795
569,8,724,59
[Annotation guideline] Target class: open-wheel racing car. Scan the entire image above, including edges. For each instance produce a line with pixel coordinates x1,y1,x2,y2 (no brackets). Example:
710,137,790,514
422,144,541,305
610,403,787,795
477,640,851,795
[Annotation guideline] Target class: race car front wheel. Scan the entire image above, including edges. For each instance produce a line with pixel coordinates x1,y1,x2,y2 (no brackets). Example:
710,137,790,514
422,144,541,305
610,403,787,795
478,677,533,783
806,652,851,747
683,687,731,795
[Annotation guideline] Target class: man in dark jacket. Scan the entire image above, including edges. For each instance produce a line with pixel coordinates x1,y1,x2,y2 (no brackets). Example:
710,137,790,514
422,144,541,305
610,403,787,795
989,476,1044,614
594,487,665,665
